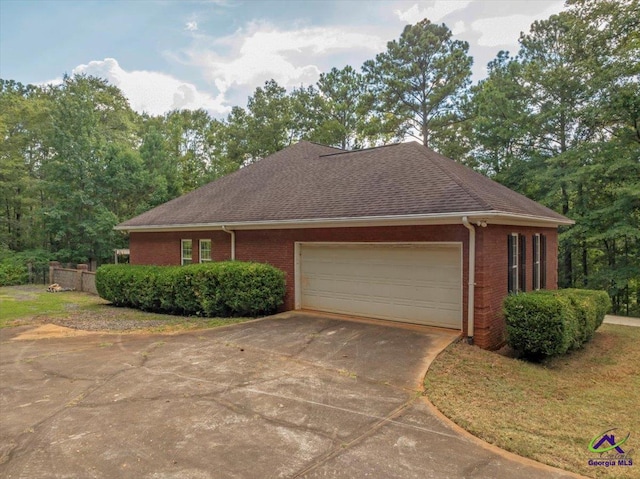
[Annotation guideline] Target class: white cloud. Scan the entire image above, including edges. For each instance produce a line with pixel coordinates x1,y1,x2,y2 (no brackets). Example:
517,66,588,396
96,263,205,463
185,21,198,32
395,1,473,24
53,58,228,116
471,1,565,47
182,23,384,96
451,20,466,35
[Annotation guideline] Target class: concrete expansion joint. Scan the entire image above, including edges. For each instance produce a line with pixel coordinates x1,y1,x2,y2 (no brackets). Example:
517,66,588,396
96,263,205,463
1,363,134,470
288,395,422,478
217,338,419,394
38,367,95,382
7,346,98,364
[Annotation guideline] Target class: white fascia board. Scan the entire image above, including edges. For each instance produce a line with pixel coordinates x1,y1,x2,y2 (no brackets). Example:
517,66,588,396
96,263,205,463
115,211,573,233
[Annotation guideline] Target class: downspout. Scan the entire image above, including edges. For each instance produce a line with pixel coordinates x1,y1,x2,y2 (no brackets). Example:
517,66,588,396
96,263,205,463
462,217,475,344
221,226,235,260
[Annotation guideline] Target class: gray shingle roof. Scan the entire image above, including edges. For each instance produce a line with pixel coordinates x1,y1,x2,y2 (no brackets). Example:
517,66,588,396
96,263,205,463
117,141,571,229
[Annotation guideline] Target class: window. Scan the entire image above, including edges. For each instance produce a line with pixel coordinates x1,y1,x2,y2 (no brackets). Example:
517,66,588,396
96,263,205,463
533,234,541,290
532,234,548,290
540,234,547,289
519,235,527,292
199,239,212,263
508,233,519,293
181,239,192,265
508,233,528,293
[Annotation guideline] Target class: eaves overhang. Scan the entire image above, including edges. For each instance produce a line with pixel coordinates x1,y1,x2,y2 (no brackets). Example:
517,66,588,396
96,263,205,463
115,211,574,233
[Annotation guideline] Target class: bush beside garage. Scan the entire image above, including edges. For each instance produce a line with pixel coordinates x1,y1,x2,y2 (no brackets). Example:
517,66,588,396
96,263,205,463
96,262,286,318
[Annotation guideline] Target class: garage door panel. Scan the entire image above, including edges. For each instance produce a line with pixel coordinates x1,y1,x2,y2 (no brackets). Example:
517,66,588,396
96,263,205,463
303,292,460,314
304,261,459,283
302,294,458,327
299,244,462,329
305,278,458,303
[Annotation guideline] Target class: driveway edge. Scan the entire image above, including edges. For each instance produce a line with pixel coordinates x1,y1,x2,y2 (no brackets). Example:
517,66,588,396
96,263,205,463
420,341,589,479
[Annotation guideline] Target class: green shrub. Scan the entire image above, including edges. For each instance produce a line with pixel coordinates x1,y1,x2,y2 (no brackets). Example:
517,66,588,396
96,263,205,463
504,289,611,360
0,263,28,286
96,262,286,317
0,248,51,286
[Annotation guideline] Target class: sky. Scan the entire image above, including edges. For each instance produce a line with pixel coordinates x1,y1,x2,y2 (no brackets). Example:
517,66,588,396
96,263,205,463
0,0,565,118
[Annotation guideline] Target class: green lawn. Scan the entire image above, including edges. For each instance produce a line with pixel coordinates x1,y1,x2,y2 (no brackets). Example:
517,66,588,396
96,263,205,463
0,286,101,327
0,285,250,331
425,325,640,478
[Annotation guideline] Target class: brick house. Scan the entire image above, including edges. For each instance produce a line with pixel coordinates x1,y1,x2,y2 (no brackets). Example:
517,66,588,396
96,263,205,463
116,141,573,350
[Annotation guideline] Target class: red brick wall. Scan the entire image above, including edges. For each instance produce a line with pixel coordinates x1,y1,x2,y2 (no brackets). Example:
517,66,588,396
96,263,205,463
130,231,231,265
474,225,558,349
129,224,558,350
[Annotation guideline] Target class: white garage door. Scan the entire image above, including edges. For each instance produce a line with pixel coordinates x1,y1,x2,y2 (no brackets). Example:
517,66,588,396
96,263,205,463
299,243,462,329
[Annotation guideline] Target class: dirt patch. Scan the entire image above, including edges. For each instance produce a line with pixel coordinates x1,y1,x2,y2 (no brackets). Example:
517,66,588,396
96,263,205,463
11,324,100,340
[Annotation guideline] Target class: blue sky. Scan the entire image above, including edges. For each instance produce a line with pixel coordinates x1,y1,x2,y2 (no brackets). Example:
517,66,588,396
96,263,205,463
0,0,565,117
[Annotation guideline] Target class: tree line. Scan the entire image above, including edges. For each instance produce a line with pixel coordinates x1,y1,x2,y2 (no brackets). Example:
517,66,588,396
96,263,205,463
1,0,638,314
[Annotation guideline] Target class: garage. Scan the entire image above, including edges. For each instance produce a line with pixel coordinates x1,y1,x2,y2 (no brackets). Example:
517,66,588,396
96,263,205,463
296,243,462,329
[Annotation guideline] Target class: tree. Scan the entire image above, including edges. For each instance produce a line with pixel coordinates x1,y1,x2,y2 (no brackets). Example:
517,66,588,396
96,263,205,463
41,74,140,263
468,0,640,313
0,80,50,251
218,80,297,164
245,80,295,160
223,106,252,166
362,19,473,149
314,66,369,149
138,117,182,210
465,52,531,176
164,109,216,191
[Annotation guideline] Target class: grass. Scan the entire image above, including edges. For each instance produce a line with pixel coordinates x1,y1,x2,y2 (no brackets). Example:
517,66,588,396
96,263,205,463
0,286,100,327
425,325,640,478
0,284,251,332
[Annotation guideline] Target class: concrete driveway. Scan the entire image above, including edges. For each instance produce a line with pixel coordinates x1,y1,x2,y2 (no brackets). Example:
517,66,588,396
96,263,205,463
0,312,578,479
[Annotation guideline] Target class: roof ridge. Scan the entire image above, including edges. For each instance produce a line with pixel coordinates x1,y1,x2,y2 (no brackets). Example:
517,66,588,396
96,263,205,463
410,143,494,211
318,142,405,158
305,140,344,151
294,140,344,160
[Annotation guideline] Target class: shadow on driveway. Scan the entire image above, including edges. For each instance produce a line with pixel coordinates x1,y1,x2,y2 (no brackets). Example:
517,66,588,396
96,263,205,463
0,312,579,478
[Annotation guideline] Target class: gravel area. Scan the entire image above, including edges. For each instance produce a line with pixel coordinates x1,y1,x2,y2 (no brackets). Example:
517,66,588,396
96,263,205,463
3,285,243,332
43,303,184,331
46,317,174,331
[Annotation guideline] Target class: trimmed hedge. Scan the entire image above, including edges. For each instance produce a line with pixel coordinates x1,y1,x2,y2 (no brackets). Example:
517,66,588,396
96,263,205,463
95,262,286,317
503,289,611,360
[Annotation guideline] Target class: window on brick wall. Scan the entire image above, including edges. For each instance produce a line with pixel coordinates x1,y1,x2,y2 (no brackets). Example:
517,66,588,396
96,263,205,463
519,234,527,292
532,234,548,290
533,234,541,290
541,234,547,289
508,233,519,293
199,239,212,263
181,239,192,265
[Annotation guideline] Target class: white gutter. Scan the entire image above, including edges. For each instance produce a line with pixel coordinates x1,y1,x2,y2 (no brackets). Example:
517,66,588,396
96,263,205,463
462,216,475,343
115,210,574,233
221,225,235,260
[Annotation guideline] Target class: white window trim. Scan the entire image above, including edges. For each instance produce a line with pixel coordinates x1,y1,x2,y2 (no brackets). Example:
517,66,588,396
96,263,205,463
510,233,519,293
199,239,212,263
181,239,193,265
533,233,541,290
